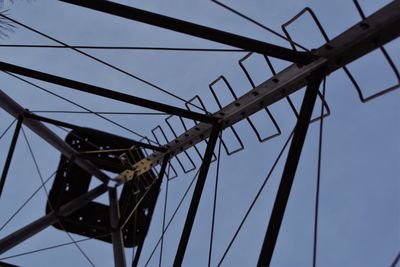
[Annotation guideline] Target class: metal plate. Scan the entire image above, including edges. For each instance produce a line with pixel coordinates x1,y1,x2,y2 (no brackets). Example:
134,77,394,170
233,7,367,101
46,128,158,248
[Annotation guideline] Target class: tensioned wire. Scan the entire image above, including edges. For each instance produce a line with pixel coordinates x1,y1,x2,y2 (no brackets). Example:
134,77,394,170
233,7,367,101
21,127,96,266
3,71,160,145
0,13,214,114
143,167,201,267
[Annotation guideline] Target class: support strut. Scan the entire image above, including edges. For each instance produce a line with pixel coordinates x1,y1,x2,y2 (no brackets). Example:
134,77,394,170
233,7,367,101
0,184,108,254
59,0,314,64
109,187,127,267
0,89,110,183
257,74,323,267
0,61,216,124
0,115,23,198
173,123,221,267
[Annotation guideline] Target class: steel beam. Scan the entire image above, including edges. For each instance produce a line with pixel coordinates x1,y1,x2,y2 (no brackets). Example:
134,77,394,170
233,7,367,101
257,74,323,267
0,89,110,183
59,0,314,64
109,187,127,267
0,62,216,124
0,184,108,254
0,115,23,198
126,0,400,178
173,123,221,267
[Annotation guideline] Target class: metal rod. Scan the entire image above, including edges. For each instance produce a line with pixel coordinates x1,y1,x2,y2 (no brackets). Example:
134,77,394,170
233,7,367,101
0,234,109,261
59,0,315,64
25,112,79,129
173,123,221,267
216,129,294,267
131,244,142,267
0,44,244,52
256,74,323,267
0,115,23,198
131,155,170,267
208,135,222,267
313,79,326,267
0,184,108,254
0,61,216,124
142,169,200,267
25,112,166,153
159,165,170,267
109,187,127,267
0,89,110,183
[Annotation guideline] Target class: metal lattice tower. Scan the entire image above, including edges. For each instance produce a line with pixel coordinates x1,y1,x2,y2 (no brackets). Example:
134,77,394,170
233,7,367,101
0,0,399,266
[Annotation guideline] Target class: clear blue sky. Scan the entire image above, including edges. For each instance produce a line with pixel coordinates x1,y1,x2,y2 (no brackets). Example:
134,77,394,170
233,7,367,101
0,0,398,266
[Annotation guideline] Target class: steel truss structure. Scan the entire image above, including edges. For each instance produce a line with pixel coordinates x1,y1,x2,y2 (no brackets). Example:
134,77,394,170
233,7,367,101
0,0,399,266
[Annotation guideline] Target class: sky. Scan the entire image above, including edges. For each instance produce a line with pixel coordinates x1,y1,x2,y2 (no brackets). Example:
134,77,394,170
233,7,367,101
0,0,399,266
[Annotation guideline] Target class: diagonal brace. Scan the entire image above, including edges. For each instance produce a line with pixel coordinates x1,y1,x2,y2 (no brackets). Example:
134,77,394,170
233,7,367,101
0,61,217,124
0,88,110,183
109,187,127,267
0,184,108,254
24,112,166,153
0,115,23,198
257,73,324,267
59,0,315,64
173,123,221,267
